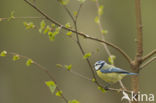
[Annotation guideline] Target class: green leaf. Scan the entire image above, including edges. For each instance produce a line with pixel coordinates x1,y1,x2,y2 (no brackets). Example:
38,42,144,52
98,5,104,16
55,27,61,34
39,20,46,33
24,22,35,29
8,11,15,21
94,16,100,24
66,31,72,36
65,64,72,71
51,24,56,28
65,23,71,28
45,81,56,94
13,55,20,61
48,32,55,41
68,99,80,103
56,90,62,97
83,53,91,59
97,86,106,93
73,11,78,17
77,0,86,3
43,25,51,34
26,59,33,66
101,29,108,35
108,55,116,65
92,78,96,82
58,0,69,5
56,64,63,68
0,50,7,57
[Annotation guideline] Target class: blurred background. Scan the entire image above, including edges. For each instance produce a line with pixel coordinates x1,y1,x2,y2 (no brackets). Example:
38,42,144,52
0,0,155,103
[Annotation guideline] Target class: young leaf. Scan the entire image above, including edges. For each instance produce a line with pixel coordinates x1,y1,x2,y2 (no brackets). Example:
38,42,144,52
68,99,80,103
58,0,69,5
48,32,55,41
65,23,71,28
97,86,106,93
13,55,20,61
73,11,78,17
83,53,91,59
55,27,61,34
0,50,7,57
65,64,72,71
92,78,96,82
108,55,116,65
8,11,15,21
101,29,108,35
66,31,72,36
51,24,56,28
56,90,62,97
43,25,51,34
56,64,63,68
94,16,100,24
39,20,46,33
24,22,35,29
98,5,104,16
26,59,33,66
45,81,56,94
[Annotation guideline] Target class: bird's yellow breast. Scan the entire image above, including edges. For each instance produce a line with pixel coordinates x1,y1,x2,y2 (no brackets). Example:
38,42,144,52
96,70,127,83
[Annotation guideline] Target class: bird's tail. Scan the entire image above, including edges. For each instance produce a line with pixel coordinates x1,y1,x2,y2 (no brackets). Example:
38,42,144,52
127,72,138,75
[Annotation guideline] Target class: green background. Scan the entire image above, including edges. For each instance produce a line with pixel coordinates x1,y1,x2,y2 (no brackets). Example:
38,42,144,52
0,0,155,103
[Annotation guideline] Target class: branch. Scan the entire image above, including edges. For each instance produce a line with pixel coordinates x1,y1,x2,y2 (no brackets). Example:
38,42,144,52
140,57,156,69
24,0,132,64
59,67,131,93
0,16,45,21
59,1,99,87
95,0,127,91
9,52,68,103
142,49,156,61
135,0,143,59
95,0,112,57
132,0,143,103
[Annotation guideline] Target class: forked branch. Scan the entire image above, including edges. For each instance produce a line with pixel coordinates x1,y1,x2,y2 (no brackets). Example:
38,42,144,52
24,0,132,65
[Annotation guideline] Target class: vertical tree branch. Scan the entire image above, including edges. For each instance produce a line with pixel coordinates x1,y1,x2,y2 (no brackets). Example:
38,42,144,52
132,0,143,103
135,0,143,59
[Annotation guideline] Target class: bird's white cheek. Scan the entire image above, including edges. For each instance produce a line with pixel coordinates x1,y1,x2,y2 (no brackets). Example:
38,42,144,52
95,65,101,70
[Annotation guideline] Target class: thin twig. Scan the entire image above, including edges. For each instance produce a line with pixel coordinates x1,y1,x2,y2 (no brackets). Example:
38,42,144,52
59,1,109,91
75,3,84,21
95,0,127,91
140,57,156,69
24,0,132,64
0,17,45,20
58,66,132,93
95,0,112,57
142,49,156,61
9,52,68,103
60,1,98,83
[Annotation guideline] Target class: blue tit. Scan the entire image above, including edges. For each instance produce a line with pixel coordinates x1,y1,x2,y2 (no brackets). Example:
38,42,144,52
94,60,137,84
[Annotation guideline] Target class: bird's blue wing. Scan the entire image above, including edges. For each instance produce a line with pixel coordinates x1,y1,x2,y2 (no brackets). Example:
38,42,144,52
100,67,129,74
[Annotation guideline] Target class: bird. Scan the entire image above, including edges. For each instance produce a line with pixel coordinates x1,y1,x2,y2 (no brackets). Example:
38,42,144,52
94,60,137,84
